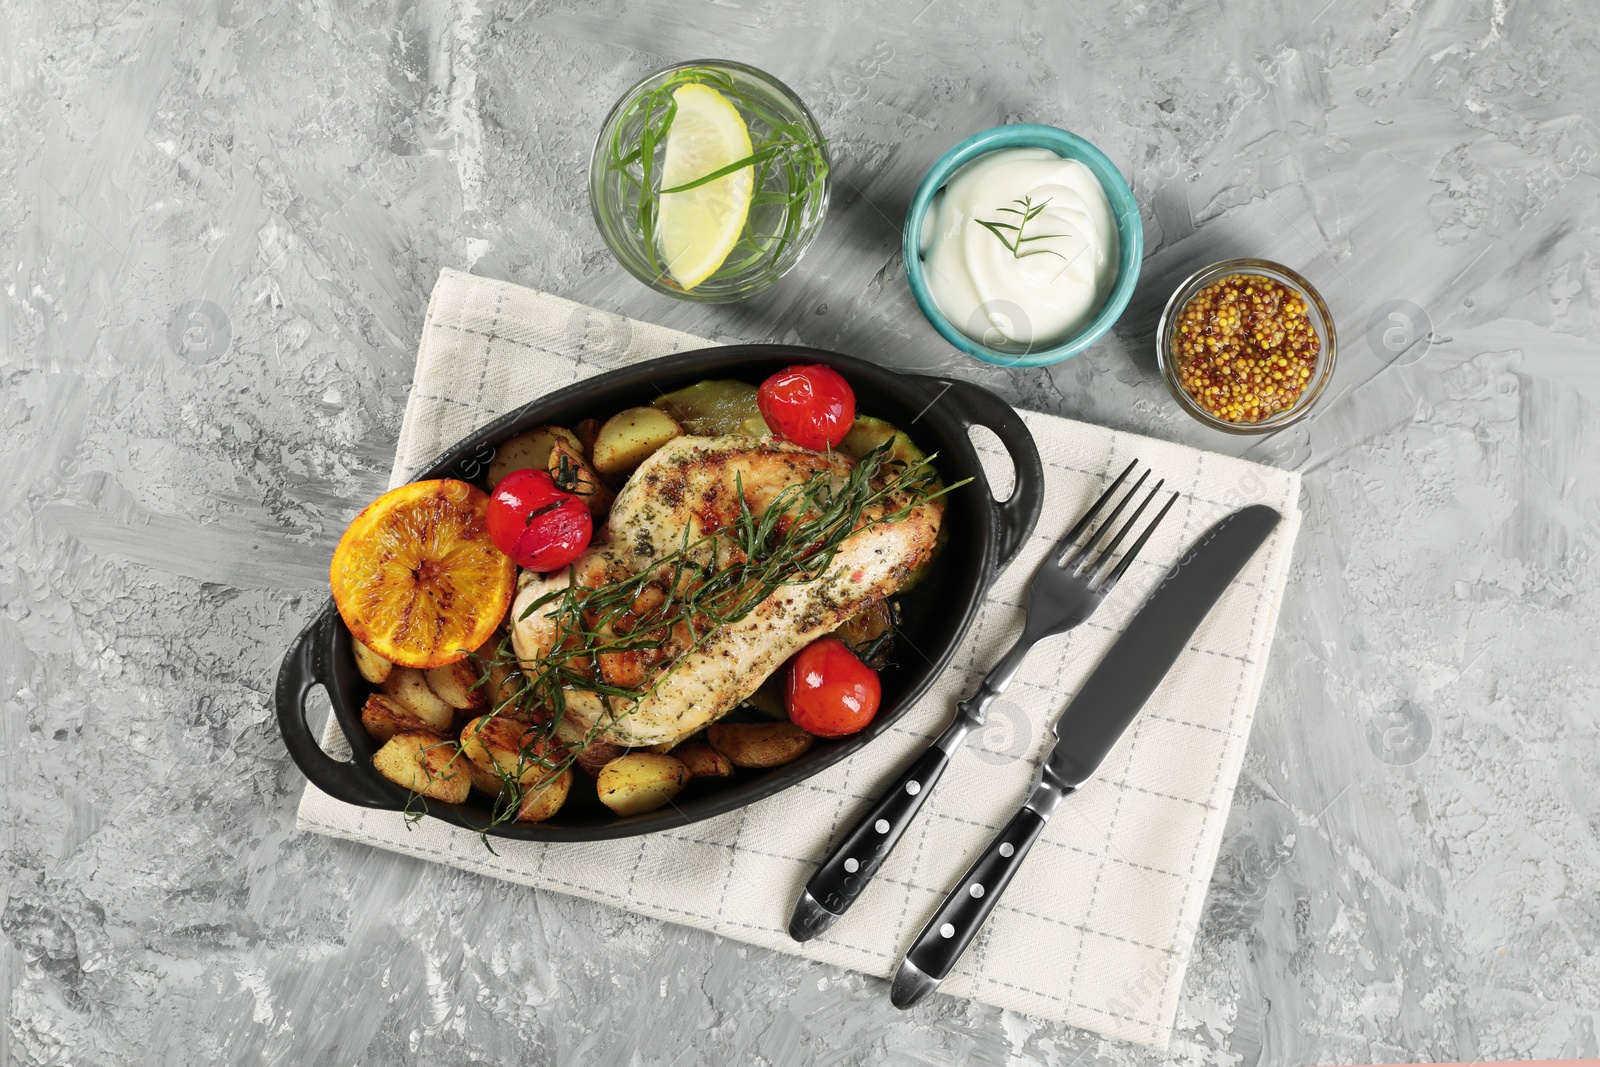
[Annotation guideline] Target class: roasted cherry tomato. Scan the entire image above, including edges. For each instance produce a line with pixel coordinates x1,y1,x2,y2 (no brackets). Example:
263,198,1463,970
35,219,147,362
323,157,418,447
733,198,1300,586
785,637,881,738
487,469,592,572
758,364,856,451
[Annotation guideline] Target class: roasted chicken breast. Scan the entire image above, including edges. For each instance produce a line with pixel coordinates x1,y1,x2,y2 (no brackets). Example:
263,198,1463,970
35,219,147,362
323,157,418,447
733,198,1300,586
511,435,941,747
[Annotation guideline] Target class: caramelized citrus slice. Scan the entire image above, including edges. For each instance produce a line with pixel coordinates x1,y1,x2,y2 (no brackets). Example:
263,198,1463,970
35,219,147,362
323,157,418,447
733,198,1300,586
330,479,515,669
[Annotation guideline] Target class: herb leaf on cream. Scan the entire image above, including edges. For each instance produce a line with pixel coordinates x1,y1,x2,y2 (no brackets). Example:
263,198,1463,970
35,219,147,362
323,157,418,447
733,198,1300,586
976,196,1070,261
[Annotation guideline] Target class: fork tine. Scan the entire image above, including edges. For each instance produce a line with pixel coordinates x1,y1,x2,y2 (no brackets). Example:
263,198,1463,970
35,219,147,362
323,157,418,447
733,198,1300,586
1083,478,1164,578
1063,468,1150,572
1092,491,1181,595
1052,459,1138,565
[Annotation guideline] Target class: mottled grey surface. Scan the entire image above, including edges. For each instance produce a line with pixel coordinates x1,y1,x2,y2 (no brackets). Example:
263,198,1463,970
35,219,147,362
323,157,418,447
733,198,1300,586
3,0,1597,1064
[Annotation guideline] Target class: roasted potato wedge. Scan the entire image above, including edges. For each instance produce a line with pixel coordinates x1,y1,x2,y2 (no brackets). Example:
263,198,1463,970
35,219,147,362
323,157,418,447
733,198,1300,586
425,656,487,711
591,407,683,475
548,438,614,518
575,740,627,778
516,768,572,823
459,715,553,787
552,714,626,777
488,426,582,487
379,667,455,732
484,659,533,717
360,693,433,743
674,742,734,779
372,731,470,804
464,757,506,797
596,752,691,816
351,637,393,685
574,417,601,456
459,715,572,821
707,721,815,768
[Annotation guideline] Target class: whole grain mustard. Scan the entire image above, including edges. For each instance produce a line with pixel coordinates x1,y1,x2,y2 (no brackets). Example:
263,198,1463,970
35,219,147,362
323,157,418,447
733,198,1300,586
1173,273,1319,423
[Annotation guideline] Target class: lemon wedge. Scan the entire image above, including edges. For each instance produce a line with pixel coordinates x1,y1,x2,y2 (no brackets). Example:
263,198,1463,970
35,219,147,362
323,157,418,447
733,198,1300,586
656,83,754,290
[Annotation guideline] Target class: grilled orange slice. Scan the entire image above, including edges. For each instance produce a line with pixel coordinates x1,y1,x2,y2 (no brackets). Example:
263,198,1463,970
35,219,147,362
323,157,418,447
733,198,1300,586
330,479,515,669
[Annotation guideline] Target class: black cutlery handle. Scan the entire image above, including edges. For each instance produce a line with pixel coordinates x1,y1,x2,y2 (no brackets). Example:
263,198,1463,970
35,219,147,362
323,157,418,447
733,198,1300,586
789,742,954,941
890,796,1062,1009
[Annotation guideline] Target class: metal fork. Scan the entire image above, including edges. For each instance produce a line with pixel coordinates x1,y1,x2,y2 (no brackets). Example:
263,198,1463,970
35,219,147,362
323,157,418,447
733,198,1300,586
789,459,1178,941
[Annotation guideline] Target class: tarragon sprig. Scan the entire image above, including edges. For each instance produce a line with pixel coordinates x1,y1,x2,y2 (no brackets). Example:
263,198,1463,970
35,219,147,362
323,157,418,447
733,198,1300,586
976,195,1069,261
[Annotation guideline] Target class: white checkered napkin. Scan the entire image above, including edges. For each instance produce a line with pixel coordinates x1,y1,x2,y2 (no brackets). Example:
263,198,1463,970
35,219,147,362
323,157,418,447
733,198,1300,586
297,268,1302,1048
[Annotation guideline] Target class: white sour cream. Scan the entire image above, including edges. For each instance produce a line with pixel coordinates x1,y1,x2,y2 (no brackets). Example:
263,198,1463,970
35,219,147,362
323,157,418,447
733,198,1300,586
919,147,1120,350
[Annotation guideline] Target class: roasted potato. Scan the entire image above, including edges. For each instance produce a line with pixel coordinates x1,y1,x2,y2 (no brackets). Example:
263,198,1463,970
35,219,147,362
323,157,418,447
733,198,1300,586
548,438,614,518
425,655,487,711
516,768,572,823
484,659,532,717
707,721,815,768
674,742,734,779
459,715,572,821
379,667,455,732
360,693,434,743
552,714,626,777
459,715,549,786
574,417,601,456
351,637,393,685
592,407,683,475
488,426,583,487
596,752,691,816
464,755,506,797
372,731,471,803
459,718,526,796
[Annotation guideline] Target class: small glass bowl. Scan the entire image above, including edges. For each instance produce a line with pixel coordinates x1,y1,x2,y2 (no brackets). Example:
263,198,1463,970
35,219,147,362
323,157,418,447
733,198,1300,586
588,60,830,303
1156,258,1337,434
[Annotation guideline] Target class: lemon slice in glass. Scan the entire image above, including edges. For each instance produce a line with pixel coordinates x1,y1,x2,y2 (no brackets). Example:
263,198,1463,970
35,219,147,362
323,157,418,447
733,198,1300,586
656,84,754,291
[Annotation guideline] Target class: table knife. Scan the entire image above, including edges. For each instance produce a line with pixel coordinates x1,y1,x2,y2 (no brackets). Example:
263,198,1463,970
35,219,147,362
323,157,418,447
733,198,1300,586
889,503,1281,1009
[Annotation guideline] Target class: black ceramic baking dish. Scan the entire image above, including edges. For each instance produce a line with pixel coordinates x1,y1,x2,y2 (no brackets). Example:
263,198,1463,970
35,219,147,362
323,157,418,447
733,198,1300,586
276,345,1043,841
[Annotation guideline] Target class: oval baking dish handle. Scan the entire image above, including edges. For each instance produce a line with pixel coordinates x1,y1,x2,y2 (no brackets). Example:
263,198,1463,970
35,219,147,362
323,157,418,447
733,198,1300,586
275,608,396,809
918,376,1044,574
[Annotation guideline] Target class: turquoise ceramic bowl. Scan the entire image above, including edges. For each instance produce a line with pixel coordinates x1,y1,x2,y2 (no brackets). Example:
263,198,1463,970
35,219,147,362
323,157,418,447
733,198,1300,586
903,124,1143,367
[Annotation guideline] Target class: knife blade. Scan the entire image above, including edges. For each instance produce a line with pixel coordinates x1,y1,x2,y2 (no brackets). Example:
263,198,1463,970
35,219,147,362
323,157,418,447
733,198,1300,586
889,503,1281,1010
1042,502,1282,787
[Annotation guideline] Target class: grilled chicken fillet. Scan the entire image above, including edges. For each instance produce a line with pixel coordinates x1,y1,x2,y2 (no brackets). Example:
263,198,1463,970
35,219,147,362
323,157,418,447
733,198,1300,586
511,435,941,747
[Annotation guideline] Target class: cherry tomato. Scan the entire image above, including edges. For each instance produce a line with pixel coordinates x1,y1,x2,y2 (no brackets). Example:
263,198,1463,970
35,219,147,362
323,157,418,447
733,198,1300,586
758,364,856,451
487,469,592,572
785,637,881,738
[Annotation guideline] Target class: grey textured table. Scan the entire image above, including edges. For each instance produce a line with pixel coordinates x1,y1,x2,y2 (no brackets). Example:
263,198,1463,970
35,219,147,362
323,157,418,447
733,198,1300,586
4,1,1597,1064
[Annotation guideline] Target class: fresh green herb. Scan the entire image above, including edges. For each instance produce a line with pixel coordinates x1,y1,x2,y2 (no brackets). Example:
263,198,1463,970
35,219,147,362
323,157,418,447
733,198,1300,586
551,451,580,495
976,195,1069,261
604,66,829,286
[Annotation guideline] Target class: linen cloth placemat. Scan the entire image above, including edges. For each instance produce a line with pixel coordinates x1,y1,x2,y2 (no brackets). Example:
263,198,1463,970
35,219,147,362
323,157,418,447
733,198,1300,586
298,267,1302,1048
